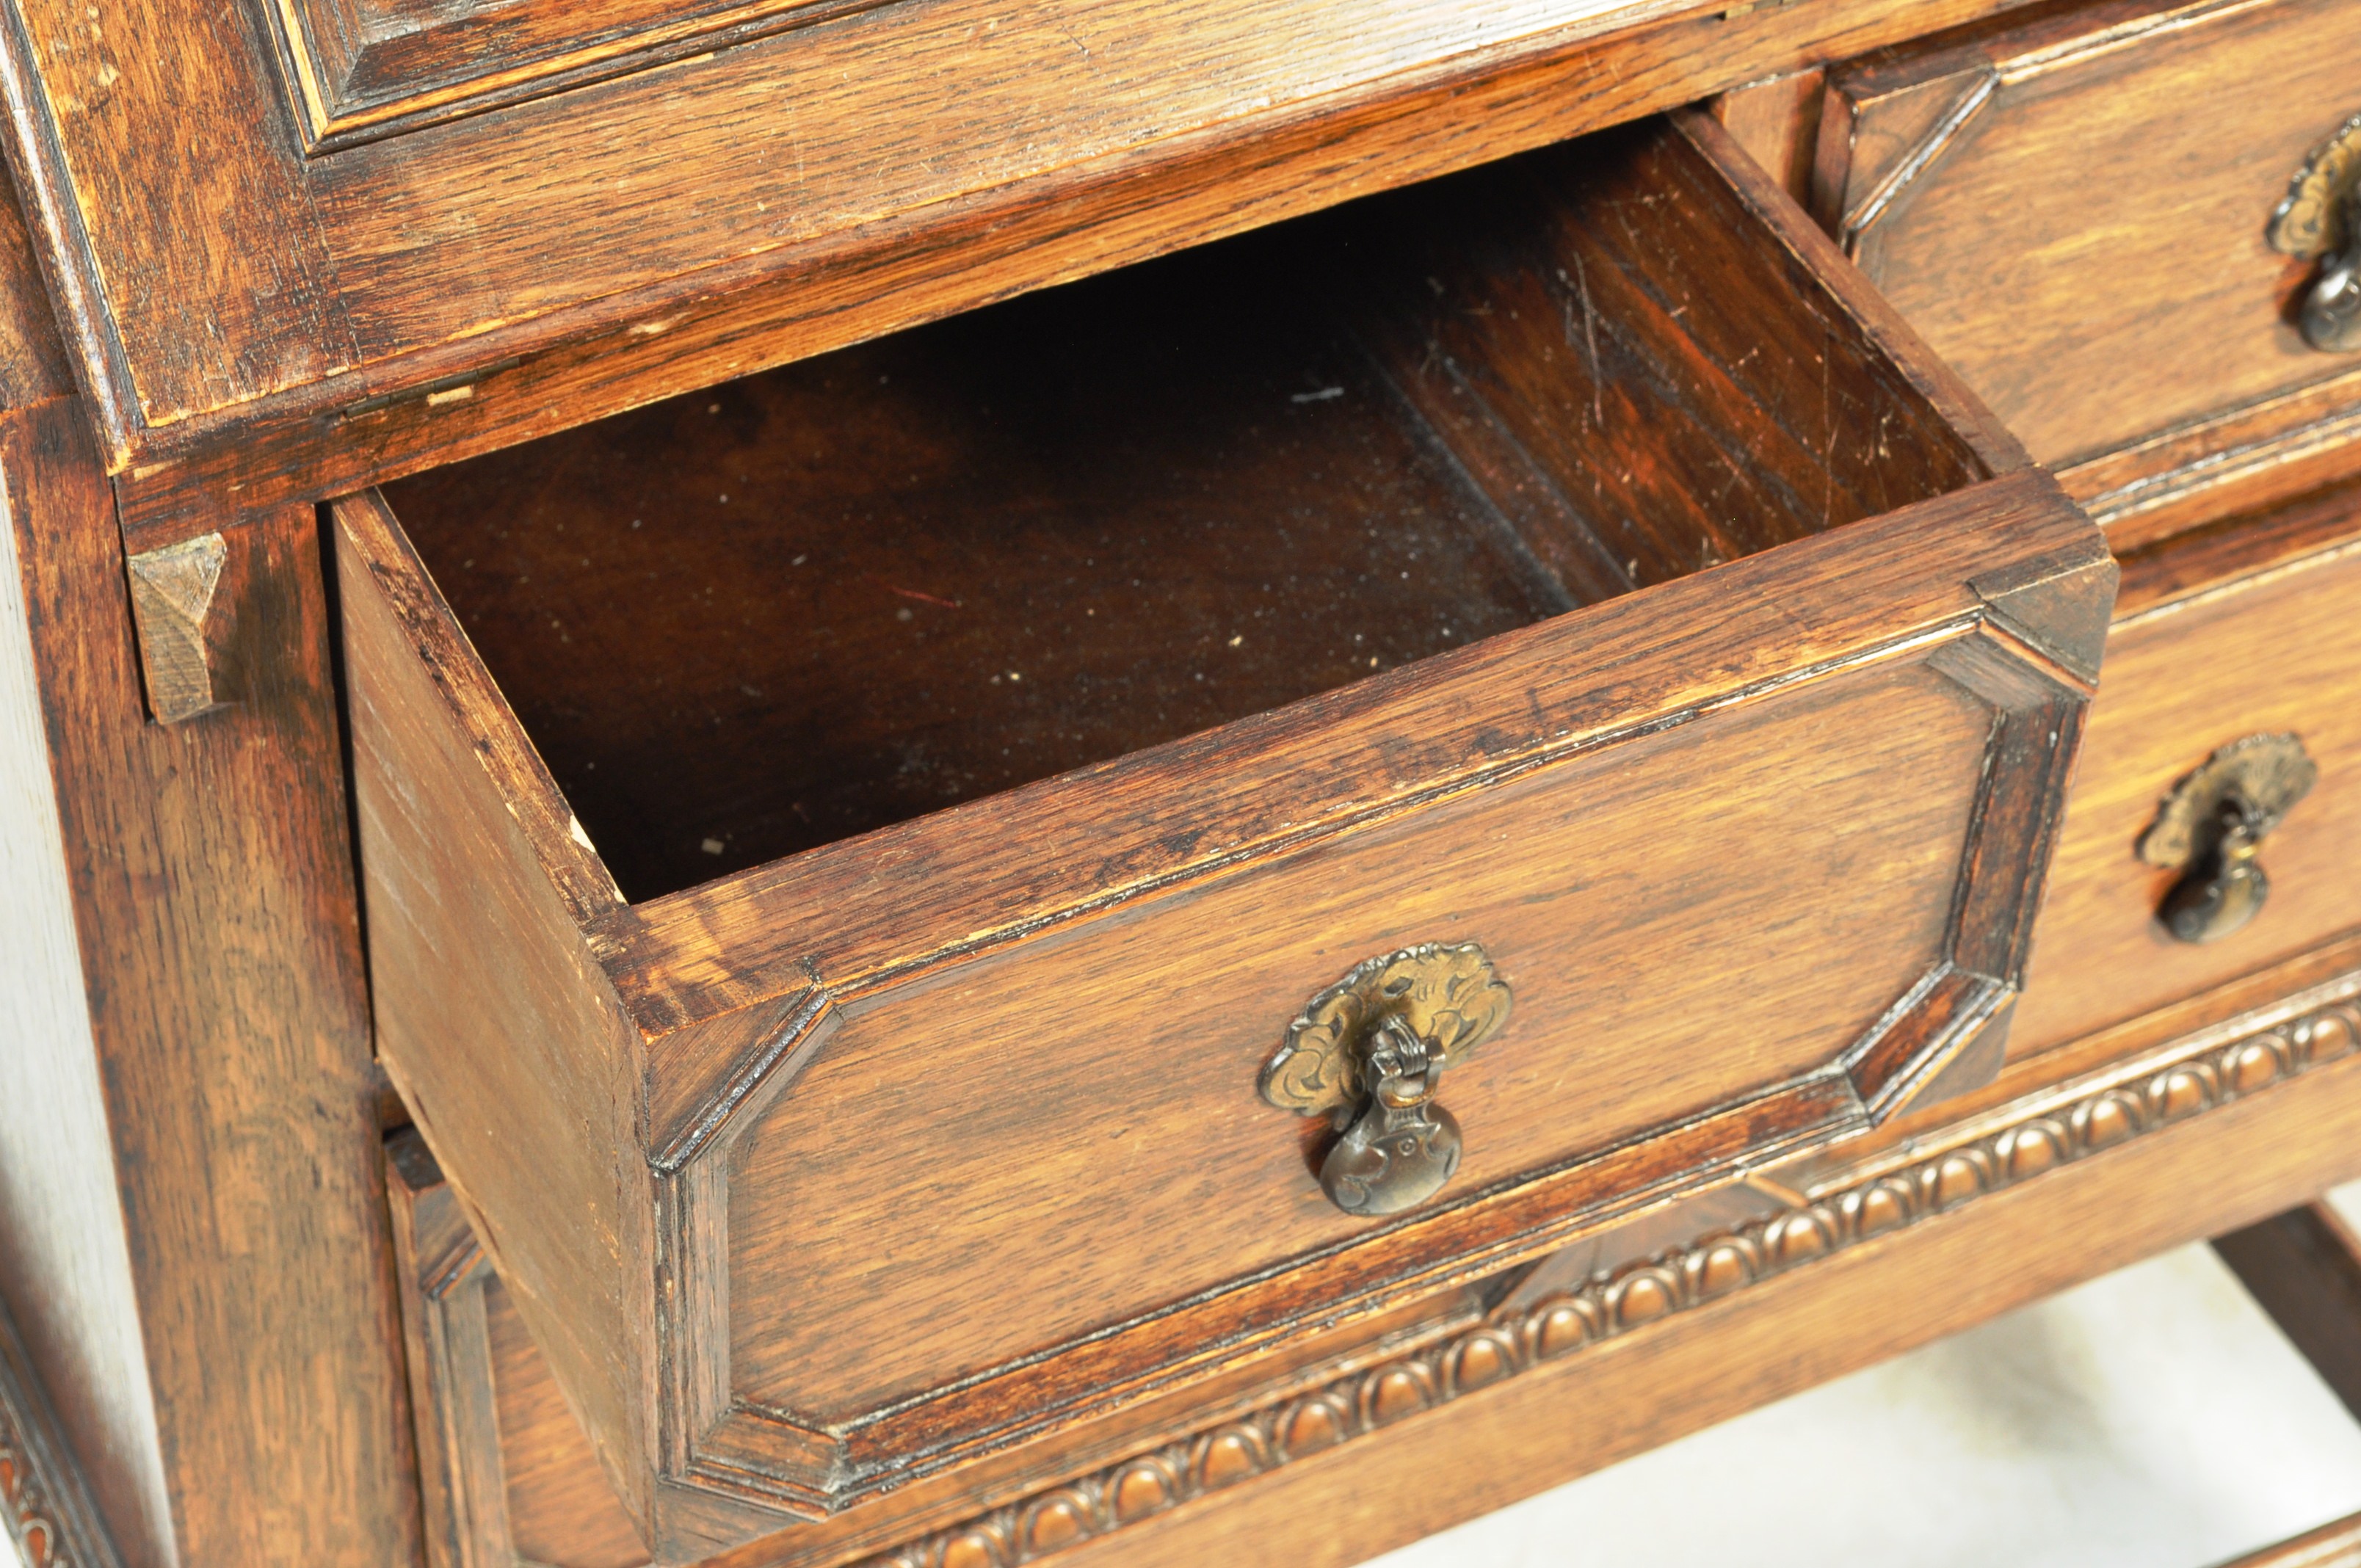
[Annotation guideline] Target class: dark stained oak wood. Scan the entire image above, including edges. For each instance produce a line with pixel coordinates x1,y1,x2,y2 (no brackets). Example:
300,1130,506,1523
0,393,422,1567
1032,987,2361,1568
383,233,1576,901
2009,477,2361,1059
1812,0,2361,484
0,162,415,1568
0,0,2064,549
382,116,1990,902
337,113,2110,1556
2215,1200,2361,1423
389,962,2361,1568
0,161,174,1568
5,0,2361,1559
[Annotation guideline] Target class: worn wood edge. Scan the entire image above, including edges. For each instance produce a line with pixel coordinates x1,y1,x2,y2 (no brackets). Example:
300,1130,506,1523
1988,0,2284,84
342,489,662,1533
286,0,902,151
1824,0,2271,106
332,487,622,924
663,1071,1867,1527
841,979,2361,1568
1672,102,2032,476
0,4,132,465
606,467,2083,1037
88,0,2053,541
2114,508,2361,634
0,1261,128,1568
2060,369,2361,545
121,531,227,723
2214,1509,2361,1568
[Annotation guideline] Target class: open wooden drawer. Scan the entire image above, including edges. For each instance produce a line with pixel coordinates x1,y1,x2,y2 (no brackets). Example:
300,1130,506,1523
336,112,2114,1559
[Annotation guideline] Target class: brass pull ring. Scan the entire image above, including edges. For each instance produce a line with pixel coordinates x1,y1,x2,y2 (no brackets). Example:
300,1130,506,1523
2137,733,2317,945
2270,113,2361,353
1260,942,1511,1216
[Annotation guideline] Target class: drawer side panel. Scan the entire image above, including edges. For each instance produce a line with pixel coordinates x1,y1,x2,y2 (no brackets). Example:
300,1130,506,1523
337,491,661,1531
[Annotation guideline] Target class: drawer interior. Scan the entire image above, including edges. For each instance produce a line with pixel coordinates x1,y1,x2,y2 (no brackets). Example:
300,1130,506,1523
380,117,1990,902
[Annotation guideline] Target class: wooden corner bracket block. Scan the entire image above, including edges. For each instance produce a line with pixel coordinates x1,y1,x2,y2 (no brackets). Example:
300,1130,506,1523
124,533,227,722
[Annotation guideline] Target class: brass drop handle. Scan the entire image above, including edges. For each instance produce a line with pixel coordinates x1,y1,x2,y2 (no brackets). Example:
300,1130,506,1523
2138,733,2317,945
1260,942,1512,1217
2270,113,2361,353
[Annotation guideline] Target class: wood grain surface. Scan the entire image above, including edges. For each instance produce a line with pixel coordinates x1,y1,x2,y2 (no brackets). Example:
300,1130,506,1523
1,399,420,1566
1816,0,2361,471
338,490,658,1532
380,116,1986,901
725,660,1986,1419
1037,990,2361,1568
2010,477,2361,1058
0,178,169,1568
395,965,2361,1568
341,112,2108,1550
0,0,2060,546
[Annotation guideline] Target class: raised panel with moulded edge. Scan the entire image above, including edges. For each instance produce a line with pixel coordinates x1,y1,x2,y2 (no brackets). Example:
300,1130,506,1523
2012,476,2361,1059
336,113,2112,1559
266,0,886,149
1810,0,2361,530
388,963,2361,1568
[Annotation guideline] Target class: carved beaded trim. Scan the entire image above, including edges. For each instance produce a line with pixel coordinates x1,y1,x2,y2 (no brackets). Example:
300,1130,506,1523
0,1437,64,1568
1,1409,70,1568
863,998,2361,1568
0,1293,118,1568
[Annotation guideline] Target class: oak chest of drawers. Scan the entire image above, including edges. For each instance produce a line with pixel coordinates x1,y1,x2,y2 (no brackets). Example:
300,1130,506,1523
3,0,2361,1566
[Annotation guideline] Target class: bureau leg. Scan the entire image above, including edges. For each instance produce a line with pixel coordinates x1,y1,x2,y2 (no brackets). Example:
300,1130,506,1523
0,223,422,1567
2213,1201,2361,1421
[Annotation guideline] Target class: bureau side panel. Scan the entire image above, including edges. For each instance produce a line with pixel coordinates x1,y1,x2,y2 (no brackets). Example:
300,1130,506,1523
5,415,420,1566
0,403,168,1567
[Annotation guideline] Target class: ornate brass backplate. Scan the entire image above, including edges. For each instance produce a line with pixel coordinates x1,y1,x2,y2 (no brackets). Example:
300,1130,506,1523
2137,733,2317,945
1261,942,1512,1217
2270,113,2361,352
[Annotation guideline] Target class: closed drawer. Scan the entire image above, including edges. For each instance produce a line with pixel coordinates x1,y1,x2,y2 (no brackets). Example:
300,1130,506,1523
2014,476,2361,1057
1813,0,2361,534
337,113,2111,1559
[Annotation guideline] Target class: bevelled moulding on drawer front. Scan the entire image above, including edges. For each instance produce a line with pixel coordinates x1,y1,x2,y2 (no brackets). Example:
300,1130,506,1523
334,113,2112,1561
1810,0,2361,538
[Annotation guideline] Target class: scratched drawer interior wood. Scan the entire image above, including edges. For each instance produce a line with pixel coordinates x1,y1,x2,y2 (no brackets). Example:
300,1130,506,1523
1812,0,2361,543
335,112,2111,1560
2012,471,2361,1059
